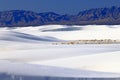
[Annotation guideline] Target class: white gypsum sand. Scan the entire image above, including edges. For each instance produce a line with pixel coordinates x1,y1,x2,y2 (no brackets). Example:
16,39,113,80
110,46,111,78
0,25,120,77
0,60,120,78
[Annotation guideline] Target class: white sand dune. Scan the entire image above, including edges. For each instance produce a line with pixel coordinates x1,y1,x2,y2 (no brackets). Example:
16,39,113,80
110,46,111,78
0,25,120,77
31,51,120,73
0,44,120,61
0,30,60,42
0,60,120,78
10,25,120,40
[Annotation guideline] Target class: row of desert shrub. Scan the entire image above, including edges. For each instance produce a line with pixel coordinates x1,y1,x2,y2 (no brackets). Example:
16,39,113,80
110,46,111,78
52,39,120,45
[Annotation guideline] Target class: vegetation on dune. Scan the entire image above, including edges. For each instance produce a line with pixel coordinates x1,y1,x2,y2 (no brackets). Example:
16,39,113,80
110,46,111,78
52,39,120,45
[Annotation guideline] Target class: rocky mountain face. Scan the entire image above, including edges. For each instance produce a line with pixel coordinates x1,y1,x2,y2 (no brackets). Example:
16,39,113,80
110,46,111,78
0,6,120,27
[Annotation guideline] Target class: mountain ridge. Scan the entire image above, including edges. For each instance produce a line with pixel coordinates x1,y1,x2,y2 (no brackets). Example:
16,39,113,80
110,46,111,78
0,6,120,27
